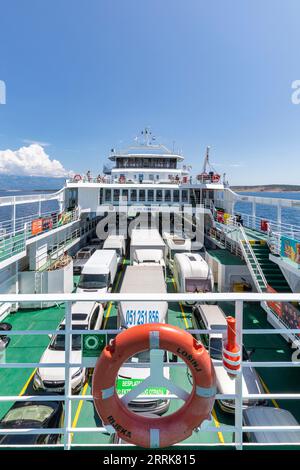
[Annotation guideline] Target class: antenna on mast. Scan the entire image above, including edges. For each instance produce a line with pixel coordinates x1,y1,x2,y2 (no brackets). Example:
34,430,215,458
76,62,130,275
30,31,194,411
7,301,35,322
202,146,211,173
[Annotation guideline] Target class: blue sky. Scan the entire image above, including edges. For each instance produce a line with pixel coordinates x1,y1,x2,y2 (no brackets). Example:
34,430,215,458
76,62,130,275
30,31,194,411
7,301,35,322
0,0,300,184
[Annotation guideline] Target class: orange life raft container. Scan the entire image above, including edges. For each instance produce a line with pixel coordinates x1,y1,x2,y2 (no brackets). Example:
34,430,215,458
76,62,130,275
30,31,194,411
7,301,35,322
92,323,216,448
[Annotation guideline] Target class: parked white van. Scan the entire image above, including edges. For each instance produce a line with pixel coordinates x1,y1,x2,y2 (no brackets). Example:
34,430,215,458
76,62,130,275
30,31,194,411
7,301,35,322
173,252,214,304
117,265,170,415
76,250,118,298
193,304,265,413
103,235,126,265
33,301,103,393
132,248,166,278
130,228,166,264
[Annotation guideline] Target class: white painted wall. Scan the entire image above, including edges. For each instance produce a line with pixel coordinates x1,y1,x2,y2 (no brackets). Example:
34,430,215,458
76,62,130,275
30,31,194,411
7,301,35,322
18,260,74,309
205,251,255,292
78,187,99,212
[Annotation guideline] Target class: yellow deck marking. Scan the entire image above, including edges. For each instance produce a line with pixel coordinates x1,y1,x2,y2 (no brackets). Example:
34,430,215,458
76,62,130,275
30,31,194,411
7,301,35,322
258,374,279,408
211,408,225,444
19,368,37,396
171,278,189,330
103,258,126,329
71,381,89,441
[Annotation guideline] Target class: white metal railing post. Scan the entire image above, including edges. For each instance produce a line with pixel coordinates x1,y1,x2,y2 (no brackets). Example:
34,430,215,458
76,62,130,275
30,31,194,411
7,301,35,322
235,300,244,450
64,300,72,450
12,197,16,236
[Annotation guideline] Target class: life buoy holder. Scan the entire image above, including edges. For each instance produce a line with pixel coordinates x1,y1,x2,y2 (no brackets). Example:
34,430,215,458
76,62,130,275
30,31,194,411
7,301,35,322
74,174,82,182
92,323,216,448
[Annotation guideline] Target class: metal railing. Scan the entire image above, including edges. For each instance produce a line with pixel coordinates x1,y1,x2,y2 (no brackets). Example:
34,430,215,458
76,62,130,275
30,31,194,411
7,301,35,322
235,212,300,240
238,224,268,293
0,209,80,265
0,292,300,449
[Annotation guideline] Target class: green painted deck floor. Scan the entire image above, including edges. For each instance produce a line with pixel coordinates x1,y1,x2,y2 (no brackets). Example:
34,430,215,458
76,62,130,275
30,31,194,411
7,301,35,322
0,264,300,449
207,249,245,266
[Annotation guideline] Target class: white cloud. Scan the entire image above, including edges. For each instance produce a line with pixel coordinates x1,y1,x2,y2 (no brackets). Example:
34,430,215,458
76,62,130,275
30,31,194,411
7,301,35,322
0,144,72,177
22,139,51,147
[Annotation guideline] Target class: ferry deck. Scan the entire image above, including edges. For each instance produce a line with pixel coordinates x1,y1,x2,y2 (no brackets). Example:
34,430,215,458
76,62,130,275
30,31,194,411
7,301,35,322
1,137,300,450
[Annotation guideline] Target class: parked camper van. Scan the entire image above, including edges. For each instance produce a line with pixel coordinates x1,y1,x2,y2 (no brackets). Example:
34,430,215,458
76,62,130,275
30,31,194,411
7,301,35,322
103,235,126,265
163,232,205,271
76,250,117,298
117,265,169,415
173,252,214,304
163,232,191,271
193,304,264,413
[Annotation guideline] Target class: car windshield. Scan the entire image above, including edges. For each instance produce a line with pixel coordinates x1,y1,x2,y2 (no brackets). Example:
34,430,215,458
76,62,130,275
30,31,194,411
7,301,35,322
210,337,223,360
104,247,121,256
77,252,89,259
170,248,186,258
2,405,53,424
185,278,212,293
49,325,86,351
127,350,167,364
78,273,108,289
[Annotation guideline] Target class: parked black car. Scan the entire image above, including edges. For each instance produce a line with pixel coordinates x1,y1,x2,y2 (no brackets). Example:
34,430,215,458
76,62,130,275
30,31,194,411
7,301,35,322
0,322,11,349
0,400,63,445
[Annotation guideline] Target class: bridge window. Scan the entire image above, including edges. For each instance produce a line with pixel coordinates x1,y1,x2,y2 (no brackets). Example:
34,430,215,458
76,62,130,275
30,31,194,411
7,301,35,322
113,189,120,202
148,190,154,202
165,190,171,202
131,189,137,202
173,190,179,202
182,190,188,203
139,190,146,202
104,189,111,202
157,190,163,202
121,189,128,202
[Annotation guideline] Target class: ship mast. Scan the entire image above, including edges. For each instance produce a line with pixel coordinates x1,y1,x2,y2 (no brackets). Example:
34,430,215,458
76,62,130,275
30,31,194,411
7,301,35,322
202,146,211,173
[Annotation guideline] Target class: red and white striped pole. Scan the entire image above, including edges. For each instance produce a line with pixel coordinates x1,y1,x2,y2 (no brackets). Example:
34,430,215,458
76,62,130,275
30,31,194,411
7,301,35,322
223,316,241,377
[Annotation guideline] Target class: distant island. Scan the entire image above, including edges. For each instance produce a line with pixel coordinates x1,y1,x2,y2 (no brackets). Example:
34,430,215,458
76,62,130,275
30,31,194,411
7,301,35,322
231,184,300,193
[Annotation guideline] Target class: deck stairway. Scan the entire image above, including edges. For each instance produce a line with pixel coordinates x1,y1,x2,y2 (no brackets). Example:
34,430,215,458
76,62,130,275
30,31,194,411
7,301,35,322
238,224,290,293
251,242,290,292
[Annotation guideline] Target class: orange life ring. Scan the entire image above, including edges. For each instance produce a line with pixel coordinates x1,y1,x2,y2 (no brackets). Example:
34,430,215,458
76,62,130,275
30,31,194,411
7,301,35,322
74,174,82,182
212,174,220,183
92,323,216,448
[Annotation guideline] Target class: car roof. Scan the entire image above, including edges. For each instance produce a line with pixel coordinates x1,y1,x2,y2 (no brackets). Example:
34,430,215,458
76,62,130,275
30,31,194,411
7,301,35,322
60,302,97,327
71,301,96,314
195,304,227,330
9,400,61,412
243,406,300,443
79,246,95,252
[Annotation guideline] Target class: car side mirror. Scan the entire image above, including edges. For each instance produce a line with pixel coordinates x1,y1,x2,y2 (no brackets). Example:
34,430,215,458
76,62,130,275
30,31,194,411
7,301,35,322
247,348,256,358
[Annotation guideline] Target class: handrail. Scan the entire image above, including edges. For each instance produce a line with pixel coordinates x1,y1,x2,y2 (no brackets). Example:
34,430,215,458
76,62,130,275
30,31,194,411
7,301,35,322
238,223,268,292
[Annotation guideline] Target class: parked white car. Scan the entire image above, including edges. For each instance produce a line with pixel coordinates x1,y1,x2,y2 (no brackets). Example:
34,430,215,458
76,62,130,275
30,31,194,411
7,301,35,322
193,303,265,413
33,301,103,393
